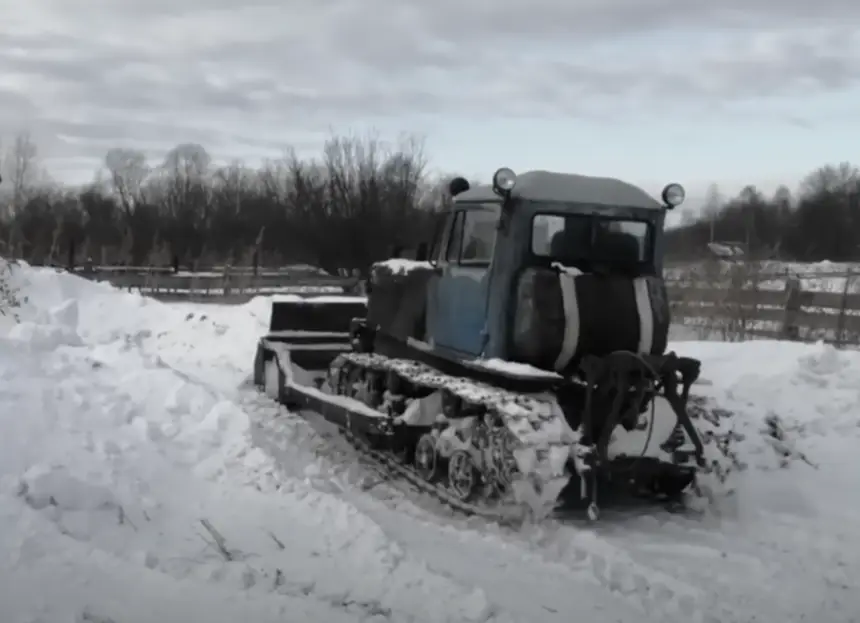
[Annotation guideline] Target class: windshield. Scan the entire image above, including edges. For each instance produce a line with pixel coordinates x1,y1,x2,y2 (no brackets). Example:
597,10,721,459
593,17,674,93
531,213,651,266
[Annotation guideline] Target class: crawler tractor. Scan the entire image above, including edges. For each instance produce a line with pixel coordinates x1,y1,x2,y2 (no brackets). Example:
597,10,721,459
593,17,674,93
254,168,720,521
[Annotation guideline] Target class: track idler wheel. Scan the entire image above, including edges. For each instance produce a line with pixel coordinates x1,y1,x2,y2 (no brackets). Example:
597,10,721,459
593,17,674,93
447,450,480,502
414,434,439,482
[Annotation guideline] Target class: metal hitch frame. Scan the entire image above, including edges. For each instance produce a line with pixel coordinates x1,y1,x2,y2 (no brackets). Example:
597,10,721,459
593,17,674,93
575,350,706,517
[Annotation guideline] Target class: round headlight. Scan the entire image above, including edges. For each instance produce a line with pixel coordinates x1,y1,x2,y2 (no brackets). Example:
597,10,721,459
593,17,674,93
661,183,685,207
492,167,517,194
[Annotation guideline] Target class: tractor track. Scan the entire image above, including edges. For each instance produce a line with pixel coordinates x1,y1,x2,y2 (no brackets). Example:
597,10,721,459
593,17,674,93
265,349,743,521
244,356,743,527
239,376,715,529
239,386,751,623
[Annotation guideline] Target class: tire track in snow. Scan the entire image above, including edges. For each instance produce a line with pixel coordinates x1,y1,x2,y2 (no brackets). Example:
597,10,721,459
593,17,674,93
572,506,860,622
152,348,860,623
239,388,729,623
135,331,769,623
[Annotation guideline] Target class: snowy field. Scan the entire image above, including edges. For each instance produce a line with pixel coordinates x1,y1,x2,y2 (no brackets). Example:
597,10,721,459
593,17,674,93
1,263,860,623
667,259,860,292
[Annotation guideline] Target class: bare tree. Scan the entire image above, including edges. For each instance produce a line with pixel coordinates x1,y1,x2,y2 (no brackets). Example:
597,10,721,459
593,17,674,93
210,160,257,262
2,132,39,216
163,143,211,180
799,162,859,197
155,143,213,264
703,183,722,243
104,147,150,219
769,185,794,259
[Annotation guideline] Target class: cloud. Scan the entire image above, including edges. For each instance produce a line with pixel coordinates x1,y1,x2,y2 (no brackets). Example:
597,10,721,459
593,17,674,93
0,0,858,179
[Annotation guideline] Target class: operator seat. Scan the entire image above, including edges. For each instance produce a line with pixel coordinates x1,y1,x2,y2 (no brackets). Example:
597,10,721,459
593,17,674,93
550,220,590,265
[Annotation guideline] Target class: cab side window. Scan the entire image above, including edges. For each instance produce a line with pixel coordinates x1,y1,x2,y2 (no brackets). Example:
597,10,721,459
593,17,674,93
460,205,500,263
445,212,465,262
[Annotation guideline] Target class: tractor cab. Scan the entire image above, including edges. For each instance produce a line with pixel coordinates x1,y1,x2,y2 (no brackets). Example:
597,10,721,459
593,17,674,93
432,168,685,274
418,168,685,367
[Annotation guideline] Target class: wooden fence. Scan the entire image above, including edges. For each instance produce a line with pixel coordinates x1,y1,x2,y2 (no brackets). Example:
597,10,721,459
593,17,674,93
76,261,860,346
79,267,362,303
668,263,860,346
68,264,337,277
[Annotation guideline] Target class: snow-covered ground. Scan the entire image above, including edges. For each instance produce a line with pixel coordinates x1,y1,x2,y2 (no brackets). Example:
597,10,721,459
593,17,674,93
1,263,859,623
667,258,860,293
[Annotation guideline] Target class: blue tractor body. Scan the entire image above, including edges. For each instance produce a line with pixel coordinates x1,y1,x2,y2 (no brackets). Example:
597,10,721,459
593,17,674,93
253,168,723,521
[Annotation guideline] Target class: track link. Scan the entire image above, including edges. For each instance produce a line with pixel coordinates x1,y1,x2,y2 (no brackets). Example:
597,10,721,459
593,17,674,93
342,427,531,525
334,351,576,520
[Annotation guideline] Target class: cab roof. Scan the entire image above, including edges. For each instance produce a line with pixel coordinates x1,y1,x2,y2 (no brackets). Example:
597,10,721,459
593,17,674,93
454,170,663,211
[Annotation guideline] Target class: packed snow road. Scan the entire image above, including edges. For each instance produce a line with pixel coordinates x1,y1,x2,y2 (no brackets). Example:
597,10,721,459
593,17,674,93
0,263,858,623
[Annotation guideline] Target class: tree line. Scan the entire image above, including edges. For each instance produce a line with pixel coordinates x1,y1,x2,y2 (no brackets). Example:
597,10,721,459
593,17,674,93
0,130,857,272
666,162,860,262
0,132,453,276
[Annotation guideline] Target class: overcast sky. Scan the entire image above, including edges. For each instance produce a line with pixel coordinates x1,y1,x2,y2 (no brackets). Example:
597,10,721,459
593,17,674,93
0,0,857,204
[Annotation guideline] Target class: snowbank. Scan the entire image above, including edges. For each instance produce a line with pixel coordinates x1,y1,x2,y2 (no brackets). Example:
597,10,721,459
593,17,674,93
680,340,860,457
673,339,860,519
1,263,859,622
0,266,514,623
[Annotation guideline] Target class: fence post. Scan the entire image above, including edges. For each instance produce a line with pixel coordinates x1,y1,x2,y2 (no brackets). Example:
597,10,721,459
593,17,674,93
143,264,152,296
780,271,802,341
222,264,232,298
726,260,746,341
836,269,852,347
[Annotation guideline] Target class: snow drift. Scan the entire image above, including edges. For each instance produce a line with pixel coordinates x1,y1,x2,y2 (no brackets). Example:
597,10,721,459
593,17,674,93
0,264,509,623
0,261,859,623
